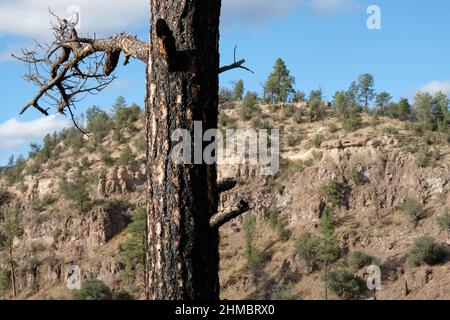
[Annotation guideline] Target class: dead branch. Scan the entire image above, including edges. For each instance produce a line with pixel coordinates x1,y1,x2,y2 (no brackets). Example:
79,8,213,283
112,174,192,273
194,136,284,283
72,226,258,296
219,46,254,74
210,199,251,229
217,177,237,194
14,11,149,123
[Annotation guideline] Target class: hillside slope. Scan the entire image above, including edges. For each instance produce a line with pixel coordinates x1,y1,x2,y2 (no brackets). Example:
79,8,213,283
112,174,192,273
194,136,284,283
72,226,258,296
1,102,449,300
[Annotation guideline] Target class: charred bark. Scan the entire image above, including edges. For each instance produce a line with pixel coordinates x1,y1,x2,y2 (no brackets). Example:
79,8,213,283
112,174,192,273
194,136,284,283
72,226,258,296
146,0,222,300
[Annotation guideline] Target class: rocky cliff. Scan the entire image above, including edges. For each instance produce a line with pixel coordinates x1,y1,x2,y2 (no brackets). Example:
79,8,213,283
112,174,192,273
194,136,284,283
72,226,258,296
1,105,449,300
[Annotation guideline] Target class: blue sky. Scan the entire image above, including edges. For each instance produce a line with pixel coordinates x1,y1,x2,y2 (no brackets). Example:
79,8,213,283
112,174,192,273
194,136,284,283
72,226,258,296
1,0,450,165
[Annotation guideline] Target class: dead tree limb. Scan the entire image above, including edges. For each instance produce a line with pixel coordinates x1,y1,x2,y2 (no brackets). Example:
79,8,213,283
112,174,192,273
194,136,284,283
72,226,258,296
217,177,238,194
219,46,253,74
14,11,149,122
210,199,251,229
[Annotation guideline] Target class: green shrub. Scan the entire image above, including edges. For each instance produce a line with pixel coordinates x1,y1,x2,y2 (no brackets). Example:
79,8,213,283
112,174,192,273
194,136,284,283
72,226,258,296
114,290,134,300
240,92,258,121
294,232,320,272
407,236,444,266
328,123,339,133
311,134,325,148
348,251,376,270
118,146,135,166
271,282,295,300
86,106,111,143
63,128,85,152
219,113,236,128
415,146,429,168
267,208,290,242
0,268,11,294
243,215,266,271
324,179,349,208
32,195,56,214
0,188,11,203
113,99,142,131
59,175,92,214
328,269,366,300
287,134,300,147
342,114,362,132
293,109,303,124
134,135,147,153
349,168,364,185
100,151,115,167
401,197,425,222
252,117,271,129
369,115,379,128
73,279,112,300
383,127,399,135
79,156,90,169
437,209,450,231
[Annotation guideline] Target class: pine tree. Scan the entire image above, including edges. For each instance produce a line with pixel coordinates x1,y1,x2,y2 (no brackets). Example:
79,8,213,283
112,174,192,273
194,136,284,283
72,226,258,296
357,74,375,108
0,269,11,300
318,207,340,300
232,80,244,101
264,58,295,103
0,206,23,298
121,208,148,298
375,92,392,114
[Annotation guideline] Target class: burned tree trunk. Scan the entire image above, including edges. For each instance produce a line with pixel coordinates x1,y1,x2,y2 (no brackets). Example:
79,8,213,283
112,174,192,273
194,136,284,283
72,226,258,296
146,0,222,300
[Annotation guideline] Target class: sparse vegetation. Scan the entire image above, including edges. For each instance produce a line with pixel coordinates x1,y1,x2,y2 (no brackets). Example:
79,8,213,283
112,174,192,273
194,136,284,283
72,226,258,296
295,232,320,273
121,208,147,295
267,207,290,242
349,168,364,185
328,269,366,300
59,174,92,214
415,145,430,168
118,146,135,166
402,197,426,223
240,92,258,121
243,215,266,271
407,236,445,266
73,279,113,300
323,179,349,208
437,209,450,232
311,133,325,148
348,251,377,270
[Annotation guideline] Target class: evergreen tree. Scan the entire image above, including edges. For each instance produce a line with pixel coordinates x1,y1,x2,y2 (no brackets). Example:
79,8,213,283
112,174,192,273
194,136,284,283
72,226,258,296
375,92,392,114
295,232,320,273
0,269,11,300
433,92,449,131
264,58,295,103
307,89,325,122
357,74,375,108
0,206,23,298
397,98,412,121
121,208,148,297
413,92,434,129
318,207,340,300
111,96,127,114
232,80,245,101
333,91,348,118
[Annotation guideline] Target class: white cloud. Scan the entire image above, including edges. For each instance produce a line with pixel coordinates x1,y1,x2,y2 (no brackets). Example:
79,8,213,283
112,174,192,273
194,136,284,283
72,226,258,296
419,80,450,96
0,0,149,38
0,115,71,153
308,0,361,15
0,1,304,38
222,0,300,25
